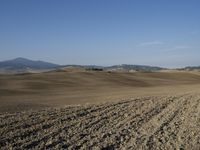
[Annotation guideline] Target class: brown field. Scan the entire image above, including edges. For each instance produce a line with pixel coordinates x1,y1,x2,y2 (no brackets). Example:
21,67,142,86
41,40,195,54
1,70,200,149
1,70,200,112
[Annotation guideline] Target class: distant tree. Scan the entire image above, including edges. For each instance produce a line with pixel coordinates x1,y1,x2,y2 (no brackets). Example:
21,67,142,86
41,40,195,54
86,68,103,71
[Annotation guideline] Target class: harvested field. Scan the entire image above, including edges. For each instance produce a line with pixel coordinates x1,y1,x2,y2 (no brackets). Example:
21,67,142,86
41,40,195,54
1,93,200,149
1,71,200,113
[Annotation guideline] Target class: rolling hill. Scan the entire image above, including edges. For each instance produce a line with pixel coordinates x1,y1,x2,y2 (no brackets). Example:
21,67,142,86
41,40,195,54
0,57,60,73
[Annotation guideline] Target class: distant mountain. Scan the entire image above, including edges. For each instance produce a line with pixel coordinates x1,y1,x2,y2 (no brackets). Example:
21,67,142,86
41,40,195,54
182,66,200,71
65,64,164,72
0,58,165,74
0,58,60,73
60,64,165,72
104,64,164,72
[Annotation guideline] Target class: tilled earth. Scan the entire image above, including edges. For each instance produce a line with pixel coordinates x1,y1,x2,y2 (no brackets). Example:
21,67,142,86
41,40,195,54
1,93,200,149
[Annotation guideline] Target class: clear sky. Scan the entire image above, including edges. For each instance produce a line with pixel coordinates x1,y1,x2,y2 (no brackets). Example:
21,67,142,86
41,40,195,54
0,0,200,68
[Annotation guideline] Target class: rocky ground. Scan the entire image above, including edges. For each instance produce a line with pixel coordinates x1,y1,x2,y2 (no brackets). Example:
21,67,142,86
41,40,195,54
1,93,200,149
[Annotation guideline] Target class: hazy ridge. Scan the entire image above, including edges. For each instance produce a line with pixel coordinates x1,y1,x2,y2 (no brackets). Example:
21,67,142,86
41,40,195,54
2,57,200,74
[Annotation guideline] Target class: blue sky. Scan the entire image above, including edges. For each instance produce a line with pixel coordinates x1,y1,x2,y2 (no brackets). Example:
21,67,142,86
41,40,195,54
0,0,200,68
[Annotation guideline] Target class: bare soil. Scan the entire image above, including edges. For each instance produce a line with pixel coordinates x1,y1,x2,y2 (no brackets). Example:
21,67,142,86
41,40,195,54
1,71,200,149
1,71,200,112
1,93,200,149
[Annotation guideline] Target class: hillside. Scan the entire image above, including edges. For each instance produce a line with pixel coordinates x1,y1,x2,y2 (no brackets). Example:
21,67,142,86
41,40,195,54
1,71,200,112
0,58,60,74
104,64,164,72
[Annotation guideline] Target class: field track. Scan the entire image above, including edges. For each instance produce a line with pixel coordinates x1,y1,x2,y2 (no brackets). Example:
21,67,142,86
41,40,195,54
1,93,200,149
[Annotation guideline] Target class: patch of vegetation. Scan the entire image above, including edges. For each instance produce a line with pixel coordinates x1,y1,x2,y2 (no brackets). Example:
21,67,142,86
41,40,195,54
86,68,104,71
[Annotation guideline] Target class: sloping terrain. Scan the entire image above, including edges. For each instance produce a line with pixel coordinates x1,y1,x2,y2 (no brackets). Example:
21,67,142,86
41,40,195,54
0,58,60,74
1,71,200,112
1,93,200,149
0,57,60,69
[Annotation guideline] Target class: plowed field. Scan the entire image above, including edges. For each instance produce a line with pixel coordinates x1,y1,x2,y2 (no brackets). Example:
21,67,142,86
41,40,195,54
1,93,200,149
